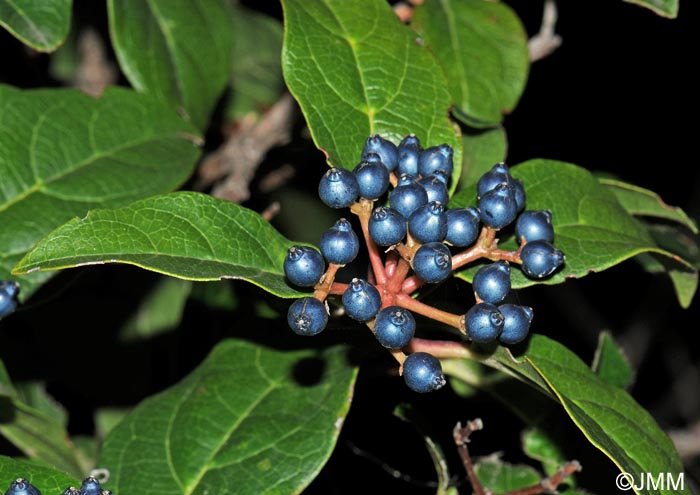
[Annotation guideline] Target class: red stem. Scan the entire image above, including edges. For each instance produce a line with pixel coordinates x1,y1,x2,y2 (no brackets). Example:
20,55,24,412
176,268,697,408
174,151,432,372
353,199,387,285
395,293,465,333
407,338,475,359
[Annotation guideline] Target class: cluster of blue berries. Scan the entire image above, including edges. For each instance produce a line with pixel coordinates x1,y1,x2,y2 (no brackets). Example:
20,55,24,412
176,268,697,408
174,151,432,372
3,477,111,495
0,281,20,320
284,134,564,393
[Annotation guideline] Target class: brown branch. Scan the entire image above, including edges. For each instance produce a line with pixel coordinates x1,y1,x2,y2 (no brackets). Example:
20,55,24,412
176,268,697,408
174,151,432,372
197,93,295,203
528,0,562,62
74,28,117,97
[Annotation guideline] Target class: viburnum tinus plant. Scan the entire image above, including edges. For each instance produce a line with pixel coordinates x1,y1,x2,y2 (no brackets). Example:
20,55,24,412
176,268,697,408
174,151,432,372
0,1,696,495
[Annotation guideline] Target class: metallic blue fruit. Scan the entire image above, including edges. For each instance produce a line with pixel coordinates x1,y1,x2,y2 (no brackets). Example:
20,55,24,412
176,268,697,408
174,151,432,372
418,144,453,179
61,488,79,495
4,478,41,495
320,218,360,264
374,306,416,349
408,202,448,244
390,175,429,218
354,157,390,200
78,478,102,495
369,206,407,246
362,134,399,172
287,297,328,336
418,175,449,205
403,352,446,393
413,242,452,284
445,207,480,247
465,303,504,343
477,162,511,198
0,281,19,319
515,210,554,244
512,178,526,212
498,304,534,345
318,167,359,208
342,278,382,322
284,246,325,287
398,134,421,176
478,183,517,229
520,240,565,279
473,261,511,305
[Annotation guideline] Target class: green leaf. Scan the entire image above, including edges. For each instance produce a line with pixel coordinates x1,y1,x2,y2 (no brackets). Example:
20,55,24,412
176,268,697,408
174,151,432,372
0,85,201,299
451,160,698,293
281,0,462,183
412,0,529,127
474,458,541,492
522,427,571,478
107,0,233,129
488,335,685,495
591,331,634,389
0,361,84,478
95,407,130,440
227,5,285,121
14,381,67,427
13,192,303,298
623,0,678,18
0,0,72,51
119,277,193,341
460,126,507,188
99,340,357,495
0,455,78,493
600,178,698,234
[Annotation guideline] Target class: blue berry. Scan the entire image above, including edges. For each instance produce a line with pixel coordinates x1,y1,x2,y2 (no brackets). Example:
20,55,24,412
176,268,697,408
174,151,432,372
402,352,446,393
446,207,480,246
374,306,416,349
413,242,452,283
418,144,453,178
520,240,565,278
354,156,390,200
342,278,382,322
408,201,448,244
498,304,534,345
418,175,449,205
512,178,526,212
478,183,517,229
5,479,41,495
477,162,511,198
284,246,325,287
0,281,20,319
287,297,328,336
473,261,511,304
390,175,429,218
362,134,399,172
398,134,421,176
318,167,359,208
78,478,102,495
61,488,79,495
515,210,554,244
369,206,407,246
465,303,504,343
320,218,360,264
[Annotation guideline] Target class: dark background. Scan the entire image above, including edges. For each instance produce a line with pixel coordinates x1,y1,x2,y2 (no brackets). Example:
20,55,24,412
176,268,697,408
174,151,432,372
1,1,698,494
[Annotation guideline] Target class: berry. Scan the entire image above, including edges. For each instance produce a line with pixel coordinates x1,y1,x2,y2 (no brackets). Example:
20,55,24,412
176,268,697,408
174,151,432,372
477,162,511,198
362,134,399,172
418,175,449,205
473,261,511,304
413,242,452,283
61,488,79,495
284,246,325,287
418,144,453,178
318,167,359,208
342,278,381,322
398,134,421,176
287,297,328,336
320,218,360,264
498,304,534,345
5,479,41,495
446,207,480,246
478,183,517,229
390,175,429,218
515,210,554,244
408,201,448,244
79,477,102,495
520,240,565,278
465,303,504,343
402,352,446,393
0,281,19,319
374,306,416,349
369,206,407,246
512,178,526,212
354,157,390,200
